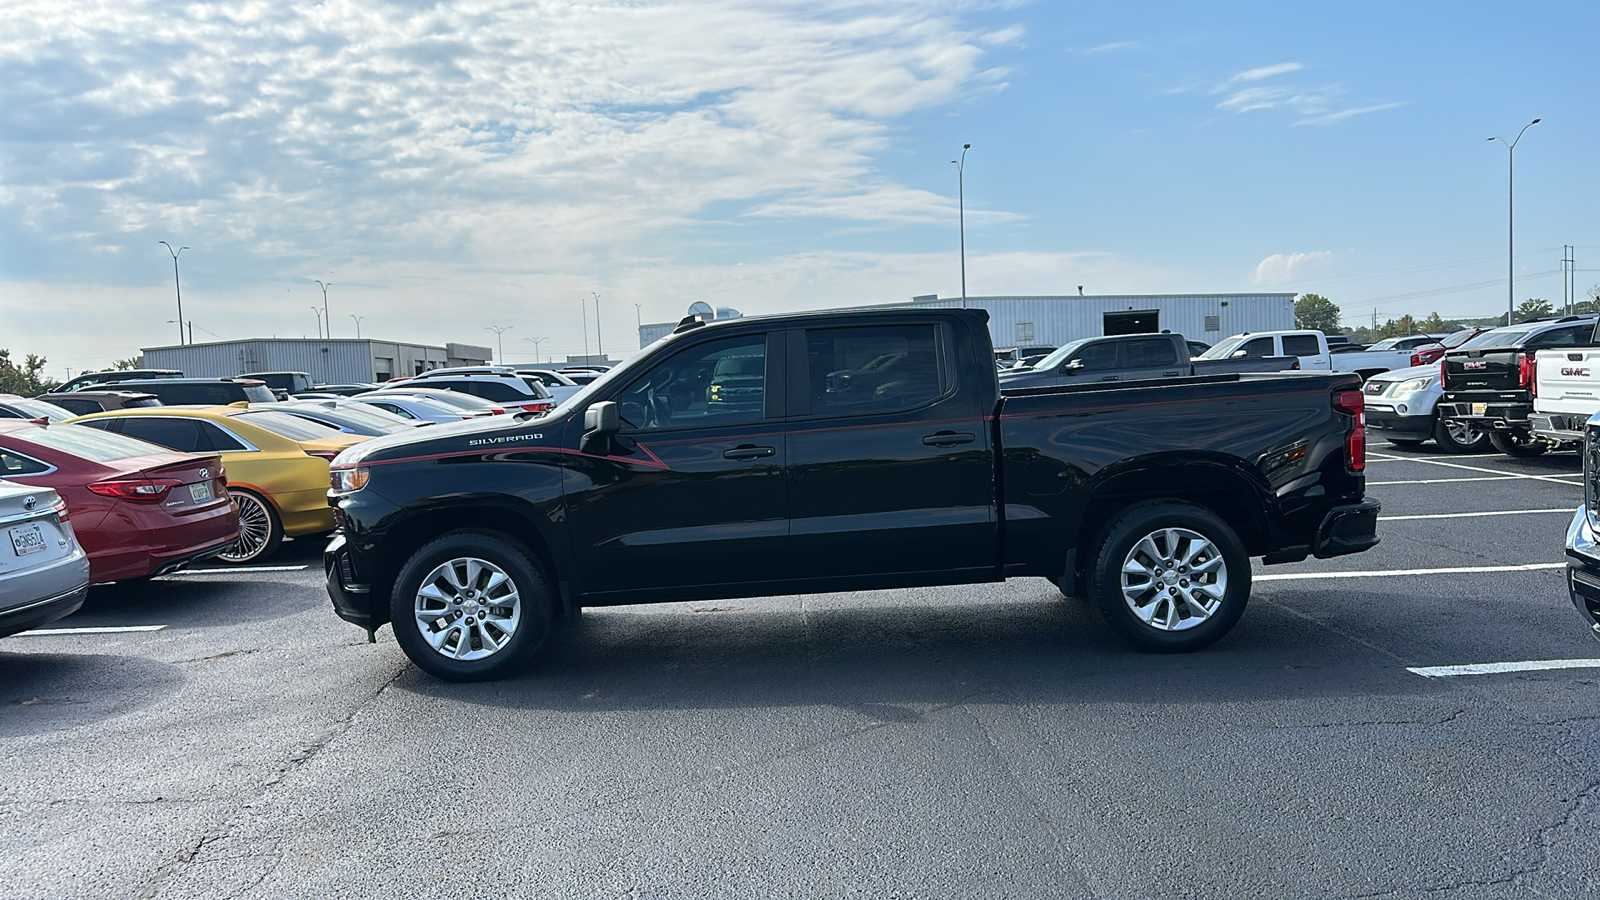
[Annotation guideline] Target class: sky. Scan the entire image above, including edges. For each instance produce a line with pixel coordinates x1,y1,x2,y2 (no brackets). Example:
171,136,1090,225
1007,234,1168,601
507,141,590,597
2,0,1597,377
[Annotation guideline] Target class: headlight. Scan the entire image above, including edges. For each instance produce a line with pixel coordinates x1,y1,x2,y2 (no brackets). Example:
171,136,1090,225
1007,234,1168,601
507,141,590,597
331,467,370,493
1393,376,1434,394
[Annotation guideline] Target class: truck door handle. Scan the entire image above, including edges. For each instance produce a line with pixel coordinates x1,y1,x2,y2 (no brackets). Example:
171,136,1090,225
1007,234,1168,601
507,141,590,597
1163,371,1182,376
1100,375,1121,381
723,445,775,460
922,431,976,447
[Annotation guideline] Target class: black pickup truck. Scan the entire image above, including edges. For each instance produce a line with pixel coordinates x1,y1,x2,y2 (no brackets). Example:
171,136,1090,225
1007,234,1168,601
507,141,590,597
325,308,1379,681
1438,316,1599,457
998,331,1295,390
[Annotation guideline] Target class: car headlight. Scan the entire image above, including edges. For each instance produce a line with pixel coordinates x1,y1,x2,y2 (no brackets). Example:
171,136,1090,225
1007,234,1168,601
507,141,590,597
331,467,370,493
1392,376,1434,394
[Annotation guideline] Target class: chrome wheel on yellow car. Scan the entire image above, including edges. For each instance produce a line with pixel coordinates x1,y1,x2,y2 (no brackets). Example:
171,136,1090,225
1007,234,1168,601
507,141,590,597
218,489,283,563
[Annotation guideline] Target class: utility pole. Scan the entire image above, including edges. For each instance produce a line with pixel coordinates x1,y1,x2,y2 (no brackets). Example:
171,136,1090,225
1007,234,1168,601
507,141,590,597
952,143,970,309
1489,119,1540,327
581,300,590,363
524,336,547,362
350,314,365,338
593,292,604,360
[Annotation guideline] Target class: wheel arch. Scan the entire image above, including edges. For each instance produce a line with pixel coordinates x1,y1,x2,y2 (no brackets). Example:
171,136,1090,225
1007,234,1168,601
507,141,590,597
1072,456,1271,581
369,498,565,626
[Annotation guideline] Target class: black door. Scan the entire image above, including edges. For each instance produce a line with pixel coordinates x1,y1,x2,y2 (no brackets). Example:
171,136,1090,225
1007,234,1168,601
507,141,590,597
564,330,790,598
785,321,995,583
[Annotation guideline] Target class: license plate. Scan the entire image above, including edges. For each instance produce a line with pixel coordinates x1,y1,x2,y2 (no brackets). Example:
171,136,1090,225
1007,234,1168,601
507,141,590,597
190,481,212,503
1472,403,1487,416
9,523,47,557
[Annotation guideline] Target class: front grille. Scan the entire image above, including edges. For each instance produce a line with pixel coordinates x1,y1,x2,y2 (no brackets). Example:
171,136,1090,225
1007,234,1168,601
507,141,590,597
1586,424,1600,524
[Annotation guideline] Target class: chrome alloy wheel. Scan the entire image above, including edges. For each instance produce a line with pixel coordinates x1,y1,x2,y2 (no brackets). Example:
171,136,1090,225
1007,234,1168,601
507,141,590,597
1444,420,1481,445
1118,527,1228,631
413,557,523,661
219,493,272,562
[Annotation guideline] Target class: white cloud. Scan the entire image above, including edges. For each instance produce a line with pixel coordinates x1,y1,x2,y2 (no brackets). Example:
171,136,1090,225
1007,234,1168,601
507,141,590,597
1295,102,1406,126
1083,41,1140,54
1253,251,1334,285
1225,62,1303,84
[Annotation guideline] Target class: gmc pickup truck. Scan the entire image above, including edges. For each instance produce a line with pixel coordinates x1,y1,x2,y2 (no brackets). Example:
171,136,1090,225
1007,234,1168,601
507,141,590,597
997,331,1294,390
325,308,1380,681
1439,316,1599,456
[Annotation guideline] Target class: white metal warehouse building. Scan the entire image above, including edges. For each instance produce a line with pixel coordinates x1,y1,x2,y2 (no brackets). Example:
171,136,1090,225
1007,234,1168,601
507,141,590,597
637,293,1296,350
140,338,493,384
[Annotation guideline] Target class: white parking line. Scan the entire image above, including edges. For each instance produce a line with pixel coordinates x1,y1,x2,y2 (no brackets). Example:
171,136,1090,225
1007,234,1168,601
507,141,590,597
1257,562,1564,581
1408,659,1600,678
172,565,309,575
1365,454,1583,486
1369,476,1527,485
1380,509,1573,521
13,625,167,636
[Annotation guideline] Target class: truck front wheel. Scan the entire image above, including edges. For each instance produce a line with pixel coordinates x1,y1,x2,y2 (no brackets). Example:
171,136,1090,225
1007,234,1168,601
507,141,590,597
1087,501,1251,653
390,530,553,682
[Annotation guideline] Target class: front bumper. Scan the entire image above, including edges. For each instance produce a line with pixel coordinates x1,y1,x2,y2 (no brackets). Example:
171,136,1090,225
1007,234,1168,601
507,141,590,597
1365,404,1434,440
325,532,379,635
1563,508,1600,643
1312,499,1382,559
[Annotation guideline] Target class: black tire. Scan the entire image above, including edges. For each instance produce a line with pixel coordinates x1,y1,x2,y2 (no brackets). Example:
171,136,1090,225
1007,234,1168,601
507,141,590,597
1087,501,1251,653
1488,430,1548,457
390,530,553,682
217,489,283,564
1384,438,1426,448
1432,416,1491,454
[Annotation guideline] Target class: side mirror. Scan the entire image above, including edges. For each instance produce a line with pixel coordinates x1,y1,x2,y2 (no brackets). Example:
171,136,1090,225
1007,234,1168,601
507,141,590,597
580,401,620,453
1230,349,1248,359
1063,359,1085,374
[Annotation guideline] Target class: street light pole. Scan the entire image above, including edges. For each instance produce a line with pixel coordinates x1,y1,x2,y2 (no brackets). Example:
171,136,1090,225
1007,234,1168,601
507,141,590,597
350,315,365,338
159,241,189,344
593,292,603,360
314,280,333,338
951,144,970,309
1489,119,1539,326
310,307,323,339
581,300,590,363
524,336,547,362
486,325,512,363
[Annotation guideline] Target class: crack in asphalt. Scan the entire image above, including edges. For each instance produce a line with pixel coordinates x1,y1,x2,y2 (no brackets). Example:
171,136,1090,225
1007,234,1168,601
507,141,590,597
128,659,410,899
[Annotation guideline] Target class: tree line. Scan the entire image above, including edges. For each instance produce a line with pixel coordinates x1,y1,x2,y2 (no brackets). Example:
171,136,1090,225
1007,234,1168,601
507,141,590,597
0,353,142,397
1294,288,1600,345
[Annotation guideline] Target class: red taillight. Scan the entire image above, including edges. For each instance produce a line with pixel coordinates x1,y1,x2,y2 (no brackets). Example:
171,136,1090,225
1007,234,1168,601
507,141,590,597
1410,351,1423,367
517,402,553,414
87,477,183,502
1520,354,1537,393
306,450,341,462
1333,389,1365,472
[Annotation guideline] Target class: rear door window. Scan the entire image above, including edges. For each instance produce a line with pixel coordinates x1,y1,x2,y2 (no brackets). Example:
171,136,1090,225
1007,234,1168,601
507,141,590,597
1124,338,1178,367
1281,335,1323,357
806,324,945,415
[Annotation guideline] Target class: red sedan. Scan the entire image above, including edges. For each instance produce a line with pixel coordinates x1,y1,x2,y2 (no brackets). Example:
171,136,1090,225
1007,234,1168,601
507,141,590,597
0,421,239,582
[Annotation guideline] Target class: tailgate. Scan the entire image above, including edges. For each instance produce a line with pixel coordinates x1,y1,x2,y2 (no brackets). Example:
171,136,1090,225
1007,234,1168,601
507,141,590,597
1444,349,1523,393
1535,349,1600,415
140,455,230,512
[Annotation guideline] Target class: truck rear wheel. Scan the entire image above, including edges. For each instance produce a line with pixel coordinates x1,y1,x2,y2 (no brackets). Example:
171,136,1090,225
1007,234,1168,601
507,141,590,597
1433,417,1490,453
1087,501,1250,653
390,530,553,682
1489,431,1547,457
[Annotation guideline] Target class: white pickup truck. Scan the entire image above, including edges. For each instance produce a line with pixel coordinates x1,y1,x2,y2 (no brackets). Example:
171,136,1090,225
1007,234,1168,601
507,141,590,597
1530,347,1600,445
1199,330,1434,380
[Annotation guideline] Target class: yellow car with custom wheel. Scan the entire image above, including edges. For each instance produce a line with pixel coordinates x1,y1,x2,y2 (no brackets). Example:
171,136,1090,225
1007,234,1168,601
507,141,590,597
66,406,369,564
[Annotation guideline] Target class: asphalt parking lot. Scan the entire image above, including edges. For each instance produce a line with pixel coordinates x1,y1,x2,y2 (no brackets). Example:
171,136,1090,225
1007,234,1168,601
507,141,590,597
3,438,1598,899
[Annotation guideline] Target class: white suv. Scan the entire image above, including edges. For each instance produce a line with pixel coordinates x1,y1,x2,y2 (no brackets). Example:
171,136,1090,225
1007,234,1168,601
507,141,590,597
391,370,555,414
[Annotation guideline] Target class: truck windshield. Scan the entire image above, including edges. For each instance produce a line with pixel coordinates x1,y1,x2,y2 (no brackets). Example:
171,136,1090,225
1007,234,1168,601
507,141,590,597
1198,336,1247,360
1027,339,1092,371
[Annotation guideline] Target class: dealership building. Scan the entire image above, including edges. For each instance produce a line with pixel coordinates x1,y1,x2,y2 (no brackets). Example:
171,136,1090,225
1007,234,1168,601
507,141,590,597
637,292,1296,351
139,338,493,384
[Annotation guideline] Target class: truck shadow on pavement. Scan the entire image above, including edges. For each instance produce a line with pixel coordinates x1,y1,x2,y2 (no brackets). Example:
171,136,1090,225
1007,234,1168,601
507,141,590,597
391,585,1445,712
